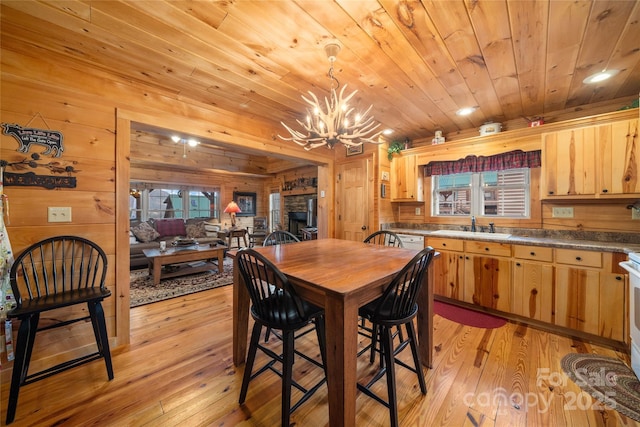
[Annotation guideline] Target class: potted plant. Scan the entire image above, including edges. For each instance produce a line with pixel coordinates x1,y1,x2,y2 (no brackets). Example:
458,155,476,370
387,140,405,160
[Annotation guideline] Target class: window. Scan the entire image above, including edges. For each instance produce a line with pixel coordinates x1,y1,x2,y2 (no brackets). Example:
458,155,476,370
433,168,530,218
129,183,220,221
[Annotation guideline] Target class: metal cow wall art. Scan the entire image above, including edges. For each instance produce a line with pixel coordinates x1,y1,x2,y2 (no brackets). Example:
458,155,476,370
2,123,64,157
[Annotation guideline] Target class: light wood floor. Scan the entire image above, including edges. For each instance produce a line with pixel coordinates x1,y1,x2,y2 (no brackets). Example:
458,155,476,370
1,284,637,427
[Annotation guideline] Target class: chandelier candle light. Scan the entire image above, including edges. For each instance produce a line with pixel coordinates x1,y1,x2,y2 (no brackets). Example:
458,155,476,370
224,201,241,228
279,43,383,150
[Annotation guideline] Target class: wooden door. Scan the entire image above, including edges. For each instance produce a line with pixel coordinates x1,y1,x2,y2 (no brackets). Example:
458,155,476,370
336,158,369,242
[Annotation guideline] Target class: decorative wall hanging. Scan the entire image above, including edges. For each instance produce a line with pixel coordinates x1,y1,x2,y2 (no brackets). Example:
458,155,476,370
2,113,64,157
0,153,78,189
233,191,256,217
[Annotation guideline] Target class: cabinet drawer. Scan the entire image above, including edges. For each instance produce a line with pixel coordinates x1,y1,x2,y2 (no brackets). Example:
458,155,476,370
555,248,602,268
513,245,553,262
426,237,464,252
465,241,511,257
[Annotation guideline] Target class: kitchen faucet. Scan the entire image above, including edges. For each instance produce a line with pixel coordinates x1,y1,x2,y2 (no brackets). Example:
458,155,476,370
471,216,476,232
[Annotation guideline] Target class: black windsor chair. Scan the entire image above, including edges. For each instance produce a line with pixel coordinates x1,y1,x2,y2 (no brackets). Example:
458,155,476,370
236,248,327,427
5,236,113,424
357,246,435,427
262,230,300,246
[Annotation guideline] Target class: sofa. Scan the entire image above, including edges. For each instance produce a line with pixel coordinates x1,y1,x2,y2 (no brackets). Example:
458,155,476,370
129,217,222,268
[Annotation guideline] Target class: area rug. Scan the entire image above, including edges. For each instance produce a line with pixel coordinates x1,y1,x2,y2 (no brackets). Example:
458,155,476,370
561,353,640,422
434,300,506,329
130,258,234,307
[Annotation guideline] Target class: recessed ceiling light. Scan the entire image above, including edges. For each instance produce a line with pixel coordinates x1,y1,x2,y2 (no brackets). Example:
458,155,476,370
383,129,394,135
171,135,181,143
583,70,619,84
456,107,476,116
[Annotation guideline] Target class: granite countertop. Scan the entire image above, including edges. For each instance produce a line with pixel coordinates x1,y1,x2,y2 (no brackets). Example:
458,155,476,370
388,227,640,254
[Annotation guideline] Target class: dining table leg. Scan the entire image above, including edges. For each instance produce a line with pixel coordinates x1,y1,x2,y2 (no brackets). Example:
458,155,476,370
416,263,435,368
232,254,249,366
323,294,358,427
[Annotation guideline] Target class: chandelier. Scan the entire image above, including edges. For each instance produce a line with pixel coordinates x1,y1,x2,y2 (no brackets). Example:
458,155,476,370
279,43,383,150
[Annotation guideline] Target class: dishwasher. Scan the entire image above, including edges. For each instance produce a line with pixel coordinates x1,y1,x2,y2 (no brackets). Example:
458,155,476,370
395,234,425,251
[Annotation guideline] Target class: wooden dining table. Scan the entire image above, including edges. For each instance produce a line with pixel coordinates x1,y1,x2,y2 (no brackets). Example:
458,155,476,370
231,238,435,427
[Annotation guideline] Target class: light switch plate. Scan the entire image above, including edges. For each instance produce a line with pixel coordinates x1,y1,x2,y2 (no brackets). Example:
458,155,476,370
552,207,574,218
48,207,72,222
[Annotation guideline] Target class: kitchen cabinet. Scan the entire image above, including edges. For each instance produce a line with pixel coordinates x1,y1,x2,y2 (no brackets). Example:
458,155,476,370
512,245,553,322
554,248,626,342
542,118,640,199
390,153,423,202
428,237,465,300
427,233,628,345
597,118,640,195
542,127,596,197
463,241,512,312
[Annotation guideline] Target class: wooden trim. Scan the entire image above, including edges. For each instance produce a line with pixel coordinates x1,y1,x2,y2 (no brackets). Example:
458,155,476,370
115,111,131,346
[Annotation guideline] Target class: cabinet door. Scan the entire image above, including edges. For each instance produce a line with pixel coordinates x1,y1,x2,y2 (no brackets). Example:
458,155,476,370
542,128,596,197
464,254,511,312
391,154,423,201
512,260,553,322
599,273,626,342
598,119,640,195
433,250,465,301
555,266,600,334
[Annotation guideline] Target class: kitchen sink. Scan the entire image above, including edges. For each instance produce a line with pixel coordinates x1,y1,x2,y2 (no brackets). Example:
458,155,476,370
430,229,512,240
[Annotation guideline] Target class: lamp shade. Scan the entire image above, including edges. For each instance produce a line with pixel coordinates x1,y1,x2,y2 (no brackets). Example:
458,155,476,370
224,201,242,214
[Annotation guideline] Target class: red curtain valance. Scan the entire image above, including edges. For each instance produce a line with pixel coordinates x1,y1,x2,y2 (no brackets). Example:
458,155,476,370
424,149,541,176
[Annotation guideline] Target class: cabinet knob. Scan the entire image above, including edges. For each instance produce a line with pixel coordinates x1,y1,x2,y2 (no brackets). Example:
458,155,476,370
602,189,608,193
575,256,582,261
616,276,622,281
548,191,554,195
516,262,521,267
530,251,535,256
485,247,490,251
442,243,447,247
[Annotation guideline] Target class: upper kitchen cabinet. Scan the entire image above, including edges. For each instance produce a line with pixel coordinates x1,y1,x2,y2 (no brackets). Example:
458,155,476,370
598,118,640,196
390,153,424,202
542,117,640,199
542,127,596,198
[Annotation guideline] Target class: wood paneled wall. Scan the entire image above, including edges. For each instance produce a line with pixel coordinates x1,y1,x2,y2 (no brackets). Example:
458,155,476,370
0,45,330,366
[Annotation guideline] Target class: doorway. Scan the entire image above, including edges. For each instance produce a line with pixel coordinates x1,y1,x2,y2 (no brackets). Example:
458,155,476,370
336,158,370,242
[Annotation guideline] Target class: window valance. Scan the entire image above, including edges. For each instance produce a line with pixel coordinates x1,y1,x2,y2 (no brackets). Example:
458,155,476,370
424,149,541,177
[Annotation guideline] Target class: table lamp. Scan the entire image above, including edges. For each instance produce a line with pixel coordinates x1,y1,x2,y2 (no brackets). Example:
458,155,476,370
224,200,241,227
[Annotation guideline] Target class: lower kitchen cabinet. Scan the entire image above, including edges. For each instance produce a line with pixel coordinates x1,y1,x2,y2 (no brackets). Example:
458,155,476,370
554,249,626,343
512,245,554,322
429,237,465,301
428,235,628,345
463,241,512,312
513,261,554,323
555,266,601,335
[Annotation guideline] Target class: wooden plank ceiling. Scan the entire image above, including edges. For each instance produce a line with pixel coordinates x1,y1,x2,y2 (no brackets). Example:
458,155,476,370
2,0,639,174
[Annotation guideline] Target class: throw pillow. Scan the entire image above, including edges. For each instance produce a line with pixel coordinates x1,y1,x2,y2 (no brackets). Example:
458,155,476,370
131,222,160,243
186,221,207,238
155,218,186,237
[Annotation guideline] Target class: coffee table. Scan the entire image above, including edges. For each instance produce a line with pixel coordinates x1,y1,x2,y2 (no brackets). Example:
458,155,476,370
142,244,226,285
